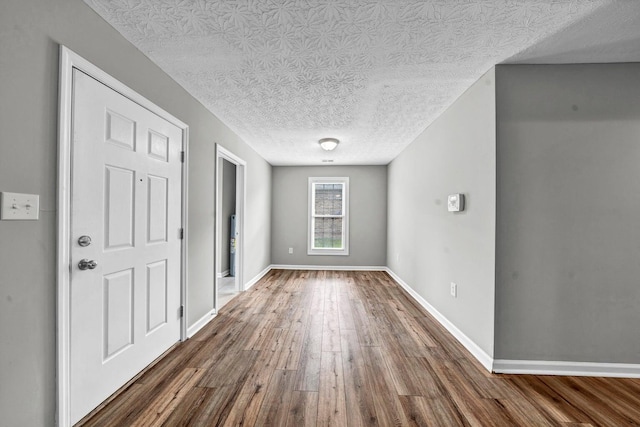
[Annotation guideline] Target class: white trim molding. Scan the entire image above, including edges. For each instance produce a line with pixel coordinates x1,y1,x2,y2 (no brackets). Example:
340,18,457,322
272,265,387,271
245,265,274,290
384,268,494,372
307,177,350,256
187,309,217,338
493,359,640,378
215,144,247,311
217,270,231,279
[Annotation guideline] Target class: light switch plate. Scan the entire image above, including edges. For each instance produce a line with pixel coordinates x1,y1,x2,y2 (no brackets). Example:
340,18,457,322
0,192,40,220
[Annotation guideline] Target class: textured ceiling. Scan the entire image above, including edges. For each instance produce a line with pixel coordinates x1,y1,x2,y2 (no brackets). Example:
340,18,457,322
83,0,630,165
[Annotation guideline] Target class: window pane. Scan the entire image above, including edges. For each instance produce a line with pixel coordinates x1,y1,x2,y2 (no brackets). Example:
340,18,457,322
314,183,343,216
314,217,343,249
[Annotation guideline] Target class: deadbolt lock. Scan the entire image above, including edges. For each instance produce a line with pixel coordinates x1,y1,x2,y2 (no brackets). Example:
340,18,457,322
78,235,92,247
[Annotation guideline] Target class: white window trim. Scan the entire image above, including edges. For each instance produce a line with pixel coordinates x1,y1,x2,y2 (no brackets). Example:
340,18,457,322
308,177,349,256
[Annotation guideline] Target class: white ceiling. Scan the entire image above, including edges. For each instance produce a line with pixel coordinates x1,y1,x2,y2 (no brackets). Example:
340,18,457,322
84,1,640,166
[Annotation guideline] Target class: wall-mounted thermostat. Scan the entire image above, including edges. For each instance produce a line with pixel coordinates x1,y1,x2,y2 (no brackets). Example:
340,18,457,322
0,192,40,220
447,193,465,212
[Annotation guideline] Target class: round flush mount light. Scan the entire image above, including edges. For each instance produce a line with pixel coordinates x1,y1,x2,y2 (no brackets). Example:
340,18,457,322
318,138,339,151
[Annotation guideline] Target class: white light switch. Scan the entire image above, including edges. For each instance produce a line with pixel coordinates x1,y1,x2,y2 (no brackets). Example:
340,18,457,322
0,192,40,220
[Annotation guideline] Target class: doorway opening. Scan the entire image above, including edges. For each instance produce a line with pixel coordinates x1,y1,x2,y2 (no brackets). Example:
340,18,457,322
215,145,246,310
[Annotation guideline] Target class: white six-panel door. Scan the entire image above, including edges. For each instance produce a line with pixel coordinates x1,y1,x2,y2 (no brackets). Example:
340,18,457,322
70,69,182,424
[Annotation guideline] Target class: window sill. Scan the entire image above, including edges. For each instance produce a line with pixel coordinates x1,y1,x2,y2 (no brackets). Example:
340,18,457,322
307,249,350,256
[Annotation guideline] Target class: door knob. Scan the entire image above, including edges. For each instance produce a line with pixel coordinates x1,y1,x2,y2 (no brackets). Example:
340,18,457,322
78,259,97,270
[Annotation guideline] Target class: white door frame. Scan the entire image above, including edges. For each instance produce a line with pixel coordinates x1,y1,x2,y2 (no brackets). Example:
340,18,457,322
215,144,246,311
56,46,189,427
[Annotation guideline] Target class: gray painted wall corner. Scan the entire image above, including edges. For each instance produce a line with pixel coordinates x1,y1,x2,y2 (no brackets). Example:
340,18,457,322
387,67,497,358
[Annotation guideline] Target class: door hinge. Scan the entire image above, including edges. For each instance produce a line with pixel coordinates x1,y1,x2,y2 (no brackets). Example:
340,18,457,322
180,151,185,163
179,228,184,239
180,305,184,318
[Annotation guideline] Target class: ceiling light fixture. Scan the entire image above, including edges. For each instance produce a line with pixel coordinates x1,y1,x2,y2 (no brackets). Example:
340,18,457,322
319,138,339,151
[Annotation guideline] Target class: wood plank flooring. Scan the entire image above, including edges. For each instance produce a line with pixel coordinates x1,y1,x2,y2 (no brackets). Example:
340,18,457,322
77,270,640,426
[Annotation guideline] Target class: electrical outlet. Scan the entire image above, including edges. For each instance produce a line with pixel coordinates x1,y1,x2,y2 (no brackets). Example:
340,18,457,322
288,247,293,254
450,282,457,298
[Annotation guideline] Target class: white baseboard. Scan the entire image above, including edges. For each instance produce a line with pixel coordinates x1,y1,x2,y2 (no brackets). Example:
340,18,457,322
493,359,640,378
384,268,494,372
271,264,387,271
244,265,273,290
216,269,230,279
187,309,216,338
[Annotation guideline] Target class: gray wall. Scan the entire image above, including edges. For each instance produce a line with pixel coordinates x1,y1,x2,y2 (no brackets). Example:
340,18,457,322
0,0,271,425
387,68,496,358
495,64,640,363
272,166,387,266
219,159,236,276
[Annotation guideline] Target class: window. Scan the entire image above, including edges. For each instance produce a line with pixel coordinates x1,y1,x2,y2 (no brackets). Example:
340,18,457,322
308,177,349,256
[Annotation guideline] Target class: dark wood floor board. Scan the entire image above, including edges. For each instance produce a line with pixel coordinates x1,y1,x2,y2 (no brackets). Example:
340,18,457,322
350,298,381,346
253,369,297,426
413,314,470,360
617,378,640,403
579,376,640,419
286,391,319,427
221,336,291,426
198,349,260,388
429,360,516,427
78,270,640,427
276,295,311,330
495,397,557,427
340,328,379,426
399,395,468,427
242,312,281,351
394,308,439,349
317,351,348,426
158,386,210,427
135,338,204,386
294,312,323,391
77,383,150,427
190,305,250,342
337,290,357,331
275,325,305,370
220,346,282,427
540,376,640,426
380,345,431,396
361,345,410,426
321,297,342,352
345,272,362,300
170,384,240,426
507,376,589,424
188,314,259,369
130,367,205,427
379,302,431,358
561,424,595,427
454,358,522,400
308,282,326,314
386,290,427,319
411,357,449,399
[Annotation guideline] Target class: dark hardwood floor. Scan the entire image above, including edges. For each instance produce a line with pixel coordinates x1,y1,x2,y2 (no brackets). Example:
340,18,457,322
78,270,640,426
